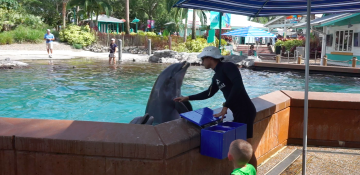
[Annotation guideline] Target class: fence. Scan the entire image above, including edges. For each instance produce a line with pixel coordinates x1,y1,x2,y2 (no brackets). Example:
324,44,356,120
96,32,184,50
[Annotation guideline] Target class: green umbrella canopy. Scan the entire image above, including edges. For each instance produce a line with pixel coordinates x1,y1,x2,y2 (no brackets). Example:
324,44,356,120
131,17,140,23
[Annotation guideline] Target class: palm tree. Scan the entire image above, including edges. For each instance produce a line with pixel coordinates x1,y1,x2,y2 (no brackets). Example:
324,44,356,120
192,9,196,39
125,0,129,34
165,0,188,41
62,0,70,28
68,0,112,27
191,10,207,39
248,16,276,24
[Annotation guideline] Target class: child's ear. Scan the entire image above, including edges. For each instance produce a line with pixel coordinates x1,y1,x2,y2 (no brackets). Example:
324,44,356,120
228,153,233,161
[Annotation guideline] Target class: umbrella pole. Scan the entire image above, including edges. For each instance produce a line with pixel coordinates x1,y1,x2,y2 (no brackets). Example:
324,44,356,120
302,0,311,174
219,12,223,53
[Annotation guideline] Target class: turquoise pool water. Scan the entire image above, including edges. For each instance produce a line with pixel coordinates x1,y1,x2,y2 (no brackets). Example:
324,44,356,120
1,59,359,123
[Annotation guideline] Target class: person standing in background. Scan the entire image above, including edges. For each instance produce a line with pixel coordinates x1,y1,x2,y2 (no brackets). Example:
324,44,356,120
109,38,118,64
44,29,55,58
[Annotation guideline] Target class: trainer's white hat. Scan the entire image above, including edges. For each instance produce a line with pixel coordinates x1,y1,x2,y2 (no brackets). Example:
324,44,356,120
47,29,50,31
197,46,223,60
111,38,115,41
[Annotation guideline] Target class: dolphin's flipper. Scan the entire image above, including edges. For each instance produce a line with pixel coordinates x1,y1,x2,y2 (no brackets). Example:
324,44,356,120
175,102,191,114
129,113,152,125
182,101,193,111
129,117,142,124
145,116,154,125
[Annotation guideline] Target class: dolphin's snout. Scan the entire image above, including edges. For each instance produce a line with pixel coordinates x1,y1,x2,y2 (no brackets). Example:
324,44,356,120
182,62,189,69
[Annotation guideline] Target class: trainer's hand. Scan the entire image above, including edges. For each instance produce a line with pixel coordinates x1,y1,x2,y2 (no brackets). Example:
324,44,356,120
214,107,228,121
173,96,189,102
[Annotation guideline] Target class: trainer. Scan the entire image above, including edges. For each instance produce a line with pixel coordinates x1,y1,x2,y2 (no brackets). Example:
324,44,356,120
174,46,256,139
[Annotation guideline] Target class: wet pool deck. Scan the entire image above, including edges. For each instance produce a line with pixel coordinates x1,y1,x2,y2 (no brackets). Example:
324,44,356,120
257,145,360,175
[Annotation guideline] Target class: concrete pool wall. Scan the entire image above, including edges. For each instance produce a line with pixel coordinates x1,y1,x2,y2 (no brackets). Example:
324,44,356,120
0,91,360,175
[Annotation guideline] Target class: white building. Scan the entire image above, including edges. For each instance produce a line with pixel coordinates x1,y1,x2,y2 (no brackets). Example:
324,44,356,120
294,13,360,67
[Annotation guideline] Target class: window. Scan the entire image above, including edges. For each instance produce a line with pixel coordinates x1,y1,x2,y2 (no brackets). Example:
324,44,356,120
326,34,333,46
335,30,353,51
354,33,360,47
107,23,117,33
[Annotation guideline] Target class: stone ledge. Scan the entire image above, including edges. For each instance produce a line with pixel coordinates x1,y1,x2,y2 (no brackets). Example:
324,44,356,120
154,118,201,159
252,91,291,122
0,118,164,160
282,90,360,110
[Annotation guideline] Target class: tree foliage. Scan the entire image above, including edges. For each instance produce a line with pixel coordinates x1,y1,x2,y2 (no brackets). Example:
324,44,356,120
0,0,19,10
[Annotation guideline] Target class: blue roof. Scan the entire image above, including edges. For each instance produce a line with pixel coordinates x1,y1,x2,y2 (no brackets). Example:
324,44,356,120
174,0,360,17
222,26,276,37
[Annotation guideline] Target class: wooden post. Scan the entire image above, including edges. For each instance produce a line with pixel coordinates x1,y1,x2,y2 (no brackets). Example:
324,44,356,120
323,56,327,66
118,39,122,62
352,57,357,68
169,36,172,50
276,55,281,63
297,55,302,64
148,39,151,55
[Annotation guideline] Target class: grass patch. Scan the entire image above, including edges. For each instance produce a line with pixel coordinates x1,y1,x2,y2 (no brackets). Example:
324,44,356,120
0,25,49,44
0,32,14,45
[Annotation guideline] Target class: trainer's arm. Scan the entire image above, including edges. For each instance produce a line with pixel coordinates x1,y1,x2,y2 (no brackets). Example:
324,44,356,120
223,63,244,108
188,79,219,100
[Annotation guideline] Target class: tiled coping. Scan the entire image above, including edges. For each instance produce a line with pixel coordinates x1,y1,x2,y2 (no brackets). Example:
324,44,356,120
1,91,360,175
252,62,360,76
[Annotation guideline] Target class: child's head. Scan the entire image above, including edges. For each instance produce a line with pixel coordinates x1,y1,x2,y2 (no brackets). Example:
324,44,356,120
228,139,253,167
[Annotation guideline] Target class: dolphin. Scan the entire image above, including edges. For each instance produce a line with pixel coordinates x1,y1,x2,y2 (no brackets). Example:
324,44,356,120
130,61,192,125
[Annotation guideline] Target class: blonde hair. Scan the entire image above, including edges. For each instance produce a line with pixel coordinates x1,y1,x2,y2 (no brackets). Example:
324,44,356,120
229,139,253,166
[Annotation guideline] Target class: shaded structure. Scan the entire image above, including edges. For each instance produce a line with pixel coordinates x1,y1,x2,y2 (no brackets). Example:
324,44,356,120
83,14,125,33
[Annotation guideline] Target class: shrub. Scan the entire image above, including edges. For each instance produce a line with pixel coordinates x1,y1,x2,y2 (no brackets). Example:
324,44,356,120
162,29,170,37
0,25,44,44
221,49,230,56
275,39,304,52
72,43,82,49
52,30,59,39
0,31,13,44
173,37,227,53
12,25,44,43
59,24,95,46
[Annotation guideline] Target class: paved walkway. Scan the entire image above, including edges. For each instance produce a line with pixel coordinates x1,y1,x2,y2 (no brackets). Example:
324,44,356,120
0,42,150,61
257,146,360,175
0,50,150,61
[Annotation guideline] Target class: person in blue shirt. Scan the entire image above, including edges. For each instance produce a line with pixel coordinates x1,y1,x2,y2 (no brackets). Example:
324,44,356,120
44,29,55,58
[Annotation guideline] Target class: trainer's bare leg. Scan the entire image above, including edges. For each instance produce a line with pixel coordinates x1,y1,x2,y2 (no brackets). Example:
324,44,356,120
113,57,116,64
109,57,112,64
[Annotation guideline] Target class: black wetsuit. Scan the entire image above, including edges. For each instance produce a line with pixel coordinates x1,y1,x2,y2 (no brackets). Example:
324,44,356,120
188,61,256,138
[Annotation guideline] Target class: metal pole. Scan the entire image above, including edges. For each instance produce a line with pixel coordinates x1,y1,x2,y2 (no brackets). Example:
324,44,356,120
302,0,311,174
118,39,122,62
288,51,290,63
219,12,223,53
148,39,151,55
136,23,138,33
